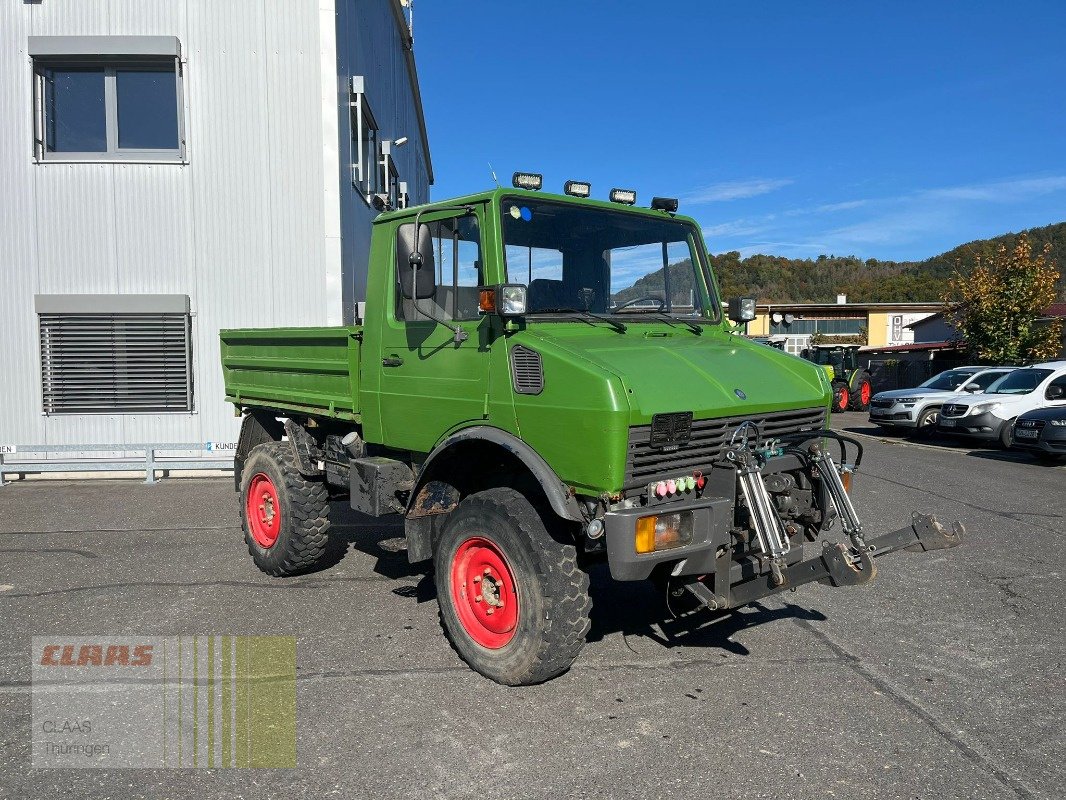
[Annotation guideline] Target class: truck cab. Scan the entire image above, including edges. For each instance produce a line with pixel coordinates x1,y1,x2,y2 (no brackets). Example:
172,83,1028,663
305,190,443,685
221,177,962,685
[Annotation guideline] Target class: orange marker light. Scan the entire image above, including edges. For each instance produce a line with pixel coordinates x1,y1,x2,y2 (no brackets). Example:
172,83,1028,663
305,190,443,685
635,516,657,554
479,289,496,313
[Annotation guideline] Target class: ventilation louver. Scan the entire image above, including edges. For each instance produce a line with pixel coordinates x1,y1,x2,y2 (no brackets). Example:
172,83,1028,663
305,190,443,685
510,345,544,395
39,313,193,414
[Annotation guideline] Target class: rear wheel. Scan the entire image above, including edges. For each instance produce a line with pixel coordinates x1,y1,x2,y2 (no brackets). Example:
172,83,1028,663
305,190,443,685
240,442,331,577
435,487,591,685
832,385,850,413
849,374,872,412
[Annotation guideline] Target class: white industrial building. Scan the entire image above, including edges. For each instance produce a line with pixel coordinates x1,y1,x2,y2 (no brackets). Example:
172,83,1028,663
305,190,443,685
0,0,432,463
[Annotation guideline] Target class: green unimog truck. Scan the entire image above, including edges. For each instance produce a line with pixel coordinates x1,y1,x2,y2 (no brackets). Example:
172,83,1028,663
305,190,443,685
221,175,962,685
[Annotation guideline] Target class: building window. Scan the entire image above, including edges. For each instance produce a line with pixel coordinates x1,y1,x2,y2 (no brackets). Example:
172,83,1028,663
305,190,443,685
30,36,185,162
35,295,194,414
350,76,381,197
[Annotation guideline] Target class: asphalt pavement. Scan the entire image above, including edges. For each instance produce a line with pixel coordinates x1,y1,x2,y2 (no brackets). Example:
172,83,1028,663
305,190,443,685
1,415,1063,799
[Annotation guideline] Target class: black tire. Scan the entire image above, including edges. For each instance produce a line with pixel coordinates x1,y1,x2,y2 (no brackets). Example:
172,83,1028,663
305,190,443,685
832,384,850,413
848,374,872,412
434,487,591,685
240,442,331,577
914,406,940,436
999,419,1015,449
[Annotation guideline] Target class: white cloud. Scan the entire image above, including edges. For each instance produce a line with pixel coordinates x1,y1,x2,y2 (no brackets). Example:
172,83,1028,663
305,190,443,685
702,219,766,238
683,178,793,203
922,175,1066,202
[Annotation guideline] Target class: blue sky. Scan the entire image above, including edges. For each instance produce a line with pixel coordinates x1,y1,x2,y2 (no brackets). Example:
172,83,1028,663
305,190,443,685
416,1,1066,262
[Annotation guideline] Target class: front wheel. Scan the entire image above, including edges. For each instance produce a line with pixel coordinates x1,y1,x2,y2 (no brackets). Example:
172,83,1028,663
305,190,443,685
849,374,872,412
914,406,940,436
434,487,591,685
832,385,850,413
999,419,1016,449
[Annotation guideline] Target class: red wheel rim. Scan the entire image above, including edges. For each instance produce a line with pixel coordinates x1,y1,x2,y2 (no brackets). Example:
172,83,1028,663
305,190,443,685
861,382,871,405
246,473,281,548
450,537,518,649
839,388,849,408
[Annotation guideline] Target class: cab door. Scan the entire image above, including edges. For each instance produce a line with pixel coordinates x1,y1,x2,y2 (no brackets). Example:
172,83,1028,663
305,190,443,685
375,208,491,453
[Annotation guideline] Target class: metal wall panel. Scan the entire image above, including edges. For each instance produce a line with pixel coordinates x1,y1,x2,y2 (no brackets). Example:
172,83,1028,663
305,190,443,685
336,0,432,314
0,0,431,455
0,6,46,449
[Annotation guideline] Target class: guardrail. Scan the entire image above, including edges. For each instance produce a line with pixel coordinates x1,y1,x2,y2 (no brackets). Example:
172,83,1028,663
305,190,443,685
0,443,235,487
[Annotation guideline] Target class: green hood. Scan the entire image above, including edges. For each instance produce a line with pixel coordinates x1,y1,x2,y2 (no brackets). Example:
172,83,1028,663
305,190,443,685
526,324,830,424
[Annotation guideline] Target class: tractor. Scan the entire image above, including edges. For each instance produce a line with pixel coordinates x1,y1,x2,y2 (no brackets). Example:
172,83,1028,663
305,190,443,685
804,344,873,413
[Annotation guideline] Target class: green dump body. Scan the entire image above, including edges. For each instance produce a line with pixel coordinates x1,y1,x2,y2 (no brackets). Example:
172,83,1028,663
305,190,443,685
220,326,362,422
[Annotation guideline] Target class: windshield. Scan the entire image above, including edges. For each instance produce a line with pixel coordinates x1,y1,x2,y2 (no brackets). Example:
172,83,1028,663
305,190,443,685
501,198,716,319
986,369,1053,395
921,369,978,391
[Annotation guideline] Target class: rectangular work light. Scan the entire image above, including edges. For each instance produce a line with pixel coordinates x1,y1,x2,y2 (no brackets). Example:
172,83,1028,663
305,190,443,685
512,172,543,190
563,180,592,198
609,188,637,205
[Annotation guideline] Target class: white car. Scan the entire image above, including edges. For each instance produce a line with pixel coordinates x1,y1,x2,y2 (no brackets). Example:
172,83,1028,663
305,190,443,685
868,365,1017,433
937,361,1066,447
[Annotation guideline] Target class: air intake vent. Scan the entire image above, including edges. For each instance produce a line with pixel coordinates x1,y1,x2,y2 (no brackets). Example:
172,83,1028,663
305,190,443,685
510,345,543,395
39,313,193,414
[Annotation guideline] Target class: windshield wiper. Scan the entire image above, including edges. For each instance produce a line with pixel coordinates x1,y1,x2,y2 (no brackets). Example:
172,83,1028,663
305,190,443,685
617,308,703,335
531,307,627,333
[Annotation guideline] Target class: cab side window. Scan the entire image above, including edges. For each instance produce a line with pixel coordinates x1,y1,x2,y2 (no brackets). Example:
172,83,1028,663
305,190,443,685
396,215,482,322
1047,374,1066,401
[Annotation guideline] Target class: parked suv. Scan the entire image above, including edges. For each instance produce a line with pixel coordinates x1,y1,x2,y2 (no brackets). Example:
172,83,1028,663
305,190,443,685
937,362,1066,447
868,366,1016,433
1011,407,1066,462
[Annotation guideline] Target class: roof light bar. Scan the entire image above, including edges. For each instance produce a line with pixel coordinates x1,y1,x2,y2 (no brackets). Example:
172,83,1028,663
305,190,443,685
651,196,679,213
512,172,543,190
563,180,591,198
609,188,637,205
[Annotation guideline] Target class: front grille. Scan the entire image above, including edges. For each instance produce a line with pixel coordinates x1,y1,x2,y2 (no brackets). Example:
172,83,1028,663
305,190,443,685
1016,419,1046,431
871,399,895,409
624,407,826,490
943,403,969,417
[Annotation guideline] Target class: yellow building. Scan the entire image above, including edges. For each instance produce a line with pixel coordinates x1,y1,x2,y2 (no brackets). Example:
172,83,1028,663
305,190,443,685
747,300,943,356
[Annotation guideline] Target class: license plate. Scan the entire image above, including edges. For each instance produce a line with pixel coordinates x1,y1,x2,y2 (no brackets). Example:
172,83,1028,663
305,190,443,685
940,419,956,428
870,408,887,416
1015,428,1038,439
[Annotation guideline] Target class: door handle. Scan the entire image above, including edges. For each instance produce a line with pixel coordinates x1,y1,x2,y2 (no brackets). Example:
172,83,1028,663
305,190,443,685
382,357,404,367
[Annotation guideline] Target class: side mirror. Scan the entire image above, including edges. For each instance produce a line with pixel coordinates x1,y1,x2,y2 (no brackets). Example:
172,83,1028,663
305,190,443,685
1048,385,1064,400
396,222,436,300
962,383,979,393
727,297,757,324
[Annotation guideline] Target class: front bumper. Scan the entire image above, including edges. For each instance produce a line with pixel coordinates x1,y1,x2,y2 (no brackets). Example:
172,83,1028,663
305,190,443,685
868,407,916,427
1012,429,1066,454
937,411,1006,440
603,495,734,581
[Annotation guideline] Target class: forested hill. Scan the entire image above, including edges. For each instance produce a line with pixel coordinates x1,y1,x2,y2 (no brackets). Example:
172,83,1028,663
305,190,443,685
710,220,1066,303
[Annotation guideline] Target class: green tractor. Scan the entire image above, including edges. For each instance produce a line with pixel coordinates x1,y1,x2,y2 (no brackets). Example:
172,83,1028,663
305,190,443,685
805,344,873,413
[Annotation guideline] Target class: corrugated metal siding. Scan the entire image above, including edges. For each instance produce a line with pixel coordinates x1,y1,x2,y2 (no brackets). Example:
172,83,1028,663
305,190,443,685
336,0,432,314
0,0,431,453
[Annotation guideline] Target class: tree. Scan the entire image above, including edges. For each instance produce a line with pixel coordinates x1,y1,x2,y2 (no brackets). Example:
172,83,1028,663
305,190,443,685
943,236,1062,364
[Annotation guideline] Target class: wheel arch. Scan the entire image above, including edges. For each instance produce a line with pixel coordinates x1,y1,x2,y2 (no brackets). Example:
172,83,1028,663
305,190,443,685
403,426,585,563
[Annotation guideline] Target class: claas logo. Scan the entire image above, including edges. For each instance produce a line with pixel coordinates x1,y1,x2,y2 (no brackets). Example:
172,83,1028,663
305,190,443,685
39,644,153,667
